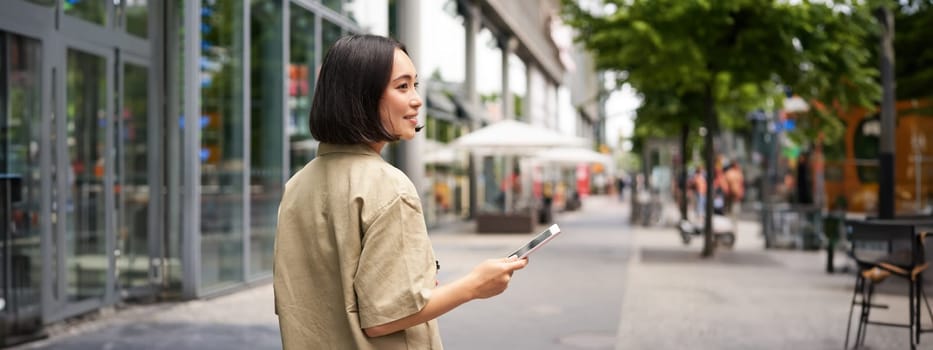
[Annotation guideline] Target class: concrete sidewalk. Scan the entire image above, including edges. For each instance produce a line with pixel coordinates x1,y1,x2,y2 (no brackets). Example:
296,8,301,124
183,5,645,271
13,196,931,349
616,219,924,349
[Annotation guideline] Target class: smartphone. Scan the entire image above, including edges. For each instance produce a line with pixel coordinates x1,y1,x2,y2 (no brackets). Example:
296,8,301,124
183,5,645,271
508,224,562,259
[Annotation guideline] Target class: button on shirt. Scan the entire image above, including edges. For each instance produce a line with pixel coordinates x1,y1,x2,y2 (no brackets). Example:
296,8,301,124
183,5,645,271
274,143,443,349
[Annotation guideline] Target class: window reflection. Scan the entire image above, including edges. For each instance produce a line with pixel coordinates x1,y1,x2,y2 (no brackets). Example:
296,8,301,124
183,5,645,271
0,32,43,315
121,0,149,38
200,0,245,289
288,3,317,176
249,0,283,277
65,48,108,301
64,0,106,25
321,19,342,57
117,62,151,291
322,0,342,13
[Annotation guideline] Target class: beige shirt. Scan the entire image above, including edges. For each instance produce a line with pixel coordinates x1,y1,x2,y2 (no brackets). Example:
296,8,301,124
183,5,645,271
274,143,443,350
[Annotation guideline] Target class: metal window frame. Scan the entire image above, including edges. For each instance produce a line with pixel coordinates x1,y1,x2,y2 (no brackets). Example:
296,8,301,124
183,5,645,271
52,37,116,322
242,0,252,283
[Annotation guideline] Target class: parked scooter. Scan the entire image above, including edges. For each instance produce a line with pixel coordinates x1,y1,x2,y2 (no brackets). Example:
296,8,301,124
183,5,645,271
678,215,735,248
678,191,735,248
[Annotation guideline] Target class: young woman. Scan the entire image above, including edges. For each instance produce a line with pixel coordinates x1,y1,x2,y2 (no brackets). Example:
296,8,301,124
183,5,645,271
273,34,528,349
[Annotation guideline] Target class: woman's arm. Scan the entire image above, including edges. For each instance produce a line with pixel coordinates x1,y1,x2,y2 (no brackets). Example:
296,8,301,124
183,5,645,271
363,257,528,338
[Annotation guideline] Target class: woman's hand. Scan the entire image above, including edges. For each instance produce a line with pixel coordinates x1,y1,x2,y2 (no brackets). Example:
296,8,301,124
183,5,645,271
363,257,528,338
465,257,528,299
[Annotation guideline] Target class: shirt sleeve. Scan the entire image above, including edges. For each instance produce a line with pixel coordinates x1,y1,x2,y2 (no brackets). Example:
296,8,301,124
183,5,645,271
355,193,437,329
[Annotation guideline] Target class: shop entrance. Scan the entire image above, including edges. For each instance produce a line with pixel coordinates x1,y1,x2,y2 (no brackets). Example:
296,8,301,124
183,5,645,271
0,0,162,336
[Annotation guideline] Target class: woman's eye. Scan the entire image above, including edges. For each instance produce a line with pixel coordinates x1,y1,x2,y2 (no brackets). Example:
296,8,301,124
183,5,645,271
398,83,409,89
413,82,420,89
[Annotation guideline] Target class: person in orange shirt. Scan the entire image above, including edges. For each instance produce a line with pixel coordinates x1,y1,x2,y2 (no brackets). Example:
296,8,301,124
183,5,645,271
724,162,745,221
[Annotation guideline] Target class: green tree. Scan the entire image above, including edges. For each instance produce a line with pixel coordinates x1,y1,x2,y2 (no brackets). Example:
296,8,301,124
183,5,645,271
562,0,880,256
631,89,703,221
894,1,933,107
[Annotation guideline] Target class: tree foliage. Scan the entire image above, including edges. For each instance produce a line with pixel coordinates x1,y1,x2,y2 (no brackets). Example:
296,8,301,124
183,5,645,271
561,0,881,255
562,0,879,113
895,1,933,101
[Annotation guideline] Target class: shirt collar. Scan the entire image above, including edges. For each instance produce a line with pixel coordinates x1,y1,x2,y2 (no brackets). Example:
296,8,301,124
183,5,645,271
317,143,383,158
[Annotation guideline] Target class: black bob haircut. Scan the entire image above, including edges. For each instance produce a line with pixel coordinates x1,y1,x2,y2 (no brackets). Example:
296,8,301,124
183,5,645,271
308,34,408,144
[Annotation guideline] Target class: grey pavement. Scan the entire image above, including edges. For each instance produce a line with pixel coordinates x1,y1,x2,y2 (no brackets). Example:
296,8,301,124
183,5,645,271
618,211,924,349
11,195,931,349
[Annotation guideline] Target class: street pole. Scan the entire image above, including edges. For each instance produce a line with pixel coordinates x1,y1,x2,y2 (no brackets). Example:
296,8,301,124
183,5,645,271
876,5,896,219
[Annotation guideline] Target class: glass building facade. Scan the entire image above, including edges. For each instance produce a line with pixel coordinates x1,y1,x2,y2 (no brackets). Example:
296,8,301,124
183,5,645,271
0,0,388,339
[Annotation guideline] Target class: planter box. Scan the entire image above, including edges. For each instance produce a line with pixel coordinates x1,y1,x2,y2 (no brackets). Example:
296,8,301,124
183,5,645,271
476,211,537,234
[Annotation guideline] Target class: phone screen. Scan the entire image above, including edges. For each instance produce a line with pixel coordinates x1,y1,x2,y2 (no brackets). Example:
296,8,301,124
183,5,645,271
508,224,561,259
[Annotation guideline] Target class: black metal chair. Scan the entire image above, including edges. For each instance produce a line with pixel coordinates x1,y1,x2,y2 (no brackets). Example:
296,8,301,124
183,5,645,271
844,220,933,349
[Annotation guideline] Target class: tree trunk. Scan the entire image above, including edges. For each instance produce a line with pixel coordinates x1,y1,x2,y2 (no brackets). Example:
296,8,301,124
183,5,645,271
679,122,689,221
702,85,717,257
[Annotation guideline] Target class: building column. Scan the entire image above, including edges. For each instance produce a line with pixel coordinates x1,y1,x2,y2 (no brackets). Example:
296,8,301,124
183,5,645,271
525,61,534,124
501,35,516,121
465,3,480,218
395,0,426,197
500,36,517,212
464,3,479,112
181,0,202,299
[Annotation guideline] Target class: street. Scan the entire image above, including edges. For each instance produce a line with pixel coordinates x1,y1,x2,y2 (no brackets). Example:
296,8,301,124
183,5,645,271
432,196,632,349
16,195,633,350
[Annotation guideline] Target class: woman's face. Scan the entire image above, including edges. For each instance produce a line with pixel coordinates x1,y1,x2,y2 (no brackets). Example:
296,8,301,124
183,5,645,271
379,49,422,141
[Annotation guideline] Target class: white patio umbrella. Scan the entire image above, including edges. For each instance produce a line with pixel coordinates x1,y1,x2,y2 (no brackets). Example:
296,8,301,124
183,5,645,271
532,147,613,167
450,119,588,155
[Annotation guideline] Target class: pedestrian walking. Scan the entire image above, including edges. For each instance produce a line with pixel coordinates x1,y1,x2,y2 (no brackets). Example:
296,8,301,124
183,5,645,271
273,34,527,350
724,161,745,225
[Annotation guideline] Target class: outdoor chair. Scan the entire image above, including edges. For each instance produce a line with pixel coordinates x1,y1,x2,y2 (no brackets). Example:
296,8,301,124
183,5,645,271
844,220,933,349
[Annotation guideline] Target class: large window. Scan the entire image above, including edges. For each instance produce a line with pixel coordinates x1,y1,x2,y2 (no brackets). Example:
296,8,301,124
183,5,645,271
64,0,106,25
200,0,245,289
119,0,149,38
854,116,881,183
288,3,317,176
321,19,343,56
117,62,151,292
249,0,283,277
65,48,108,301
0,31,43,316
